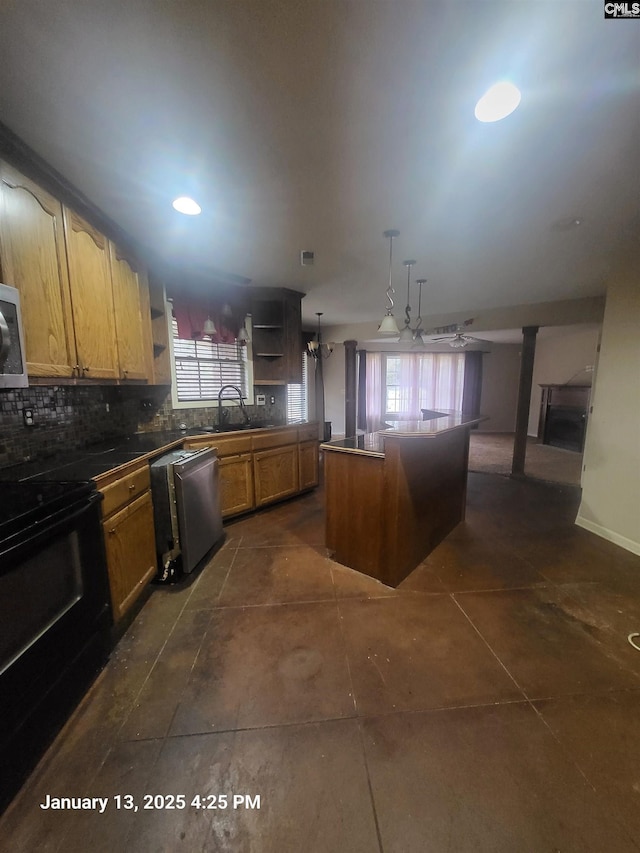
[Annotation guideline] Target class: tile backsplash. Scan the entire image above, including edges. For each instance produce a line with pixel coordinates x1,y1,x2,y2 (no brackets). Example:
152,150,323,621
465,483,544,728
0,384,287,470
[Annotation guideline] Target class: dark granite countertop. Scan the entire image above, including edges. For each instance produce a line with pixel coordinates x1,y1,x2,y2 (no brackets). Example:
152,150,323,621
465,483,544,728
321,411,485,457
0,422,312,483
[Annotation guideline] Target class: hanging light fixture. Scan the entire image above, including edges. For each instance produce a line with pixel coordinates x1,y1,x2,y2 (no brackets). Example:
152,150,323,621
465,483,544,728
378,229,401,335
398,259,416,343
411,279,427,349
237,314,251,345
307,312,334,360
203,315,217,337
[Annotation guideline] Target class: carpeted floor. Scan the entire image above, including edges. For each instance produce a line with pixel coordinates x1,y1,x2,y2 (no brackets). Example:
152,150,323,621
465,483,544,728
469,432,582,486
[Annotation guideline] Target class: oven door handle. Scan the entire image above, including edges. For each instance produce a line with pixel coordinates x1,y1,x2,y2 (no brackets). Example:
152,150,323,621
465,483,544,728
0,308,10,369
1,492,103,575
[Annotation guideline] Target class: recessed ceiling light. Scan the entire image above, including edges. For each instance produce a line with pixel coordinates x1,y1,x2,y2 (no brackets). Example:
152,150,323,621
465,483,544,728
172,196,202,215
474,82,521,123
551,217,584,232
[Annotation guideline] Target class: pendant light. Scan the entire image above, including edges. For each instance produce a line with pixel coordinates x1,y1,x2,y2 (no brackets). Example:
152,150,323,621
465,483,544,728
237,315,251,344
398,259,416,343
378,229,400,335
411,279,427,349
203,315,217,337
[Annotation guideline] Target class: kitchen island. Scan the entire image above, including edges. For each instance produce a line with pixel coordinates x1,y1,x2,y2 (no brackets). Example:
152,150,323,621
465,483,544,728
322,412,483,587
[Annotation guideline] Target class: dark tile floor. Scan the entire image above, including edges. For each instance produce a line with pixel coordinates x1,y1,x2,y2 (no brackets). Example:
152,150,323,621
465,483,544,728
3,472,640,852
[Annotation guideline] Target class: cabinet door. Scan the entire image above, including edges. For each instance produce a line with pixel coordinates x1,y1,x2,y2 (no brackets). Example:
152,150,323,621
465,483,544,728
298,440,319,490
63,207,118,379
103,490,157,622
219,453,254,518
253,444,299,507
0,163,78,377
109,242,149,380
283,290,302,383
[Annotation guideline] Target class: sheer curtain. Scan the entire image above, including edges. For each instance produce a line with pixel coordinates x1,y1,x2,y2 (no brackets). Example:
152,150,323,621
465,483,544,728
368,352,465,423
365,351,383,432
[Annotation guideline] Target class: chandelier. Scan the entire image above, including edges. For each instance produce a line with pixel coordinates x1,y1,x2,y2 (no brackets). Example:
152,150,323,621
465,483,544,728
307,312,334,360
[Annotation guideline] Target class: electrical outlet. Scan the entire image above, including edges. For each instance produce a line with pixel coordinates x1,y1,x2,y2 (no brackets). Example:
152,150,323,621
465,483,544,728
23,408,34,427
585,365,594,373
270,395,276,405
256,394,266,406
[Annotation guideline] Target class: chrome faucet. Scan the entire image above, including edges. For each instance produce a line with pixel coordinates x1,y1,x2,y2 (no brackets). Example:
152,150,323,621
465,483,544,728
218,385,251,427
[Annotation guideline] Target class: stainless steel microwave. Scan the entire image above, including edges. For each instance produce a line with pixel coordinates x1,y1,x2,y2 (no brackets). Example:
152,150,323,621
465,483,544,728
0,283,28,388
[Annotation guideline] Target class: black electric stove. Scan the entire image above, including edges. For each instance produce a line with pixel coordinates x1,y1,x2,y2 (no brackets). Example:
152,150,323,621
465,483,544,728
0,478,111,813
0,480,96,546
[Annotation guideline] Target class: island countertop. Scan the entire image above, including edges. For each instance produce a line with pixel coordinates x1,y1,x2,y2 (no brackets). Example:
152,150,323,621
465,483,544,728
321,410,484,457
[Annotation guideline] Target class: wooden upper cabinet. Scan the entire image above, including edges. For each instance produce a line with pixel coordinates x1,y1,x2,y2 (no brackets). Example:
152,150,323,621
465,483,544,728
109,242,150,381
62,207,119,380
250,288,303,384
0,162,78,377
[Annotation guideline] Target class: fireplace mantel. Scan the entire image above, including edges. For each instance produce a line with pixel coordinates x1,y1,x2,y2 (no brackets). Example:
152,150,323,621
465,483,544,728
538,384,591,453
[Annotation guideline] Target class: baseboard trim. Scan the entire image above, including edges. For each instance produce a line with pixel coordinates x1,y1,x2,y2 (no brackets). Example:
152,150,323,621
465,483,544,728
575,515,640,557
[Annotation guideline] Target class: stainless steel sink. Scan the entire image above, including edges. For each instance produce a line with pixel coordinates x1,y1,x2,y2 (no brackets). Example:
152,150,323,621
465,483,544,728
188,422,277,435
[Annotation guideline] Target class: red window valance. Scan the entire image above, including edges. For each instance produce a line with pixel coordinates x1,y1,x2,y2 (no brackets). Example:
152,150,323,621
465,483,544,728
171,296,240,344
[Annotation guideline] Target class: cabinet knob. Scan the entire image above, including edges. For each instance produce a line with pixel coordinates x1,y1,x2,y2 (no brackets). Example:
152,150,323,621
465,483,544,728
82,365,90,373
108,528,116,535
129,483,136,490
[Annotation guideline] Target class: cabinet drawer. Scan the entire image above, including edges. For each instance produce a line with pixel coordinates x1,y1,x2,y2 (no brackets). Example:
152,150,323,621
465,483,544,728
251,428,297,452
100,465,150,517
211,435,253,456
297,423,319,442
185,434,252,456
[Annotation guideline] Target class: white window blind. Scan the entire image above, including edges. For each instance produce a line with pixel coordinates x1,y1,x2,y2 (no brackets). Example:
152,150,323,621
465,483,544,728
286,353,308,421
171,317,248,403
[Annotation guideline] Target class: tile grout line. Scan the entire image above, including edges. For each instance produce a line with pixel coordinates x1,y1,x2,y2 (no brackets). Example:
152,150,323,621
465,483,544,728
450,593,530,699
333,593,385,853
116,542,246,851
451,589,640,847
355,716,386,853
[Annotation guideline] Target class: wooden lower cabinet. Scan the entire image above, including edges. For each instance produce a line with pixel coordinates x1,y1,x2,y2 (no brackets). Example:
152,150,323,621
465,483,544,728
219,453,254,518
253,444,299,507
102,488,157,622
298,440,319,490
185,423,318,517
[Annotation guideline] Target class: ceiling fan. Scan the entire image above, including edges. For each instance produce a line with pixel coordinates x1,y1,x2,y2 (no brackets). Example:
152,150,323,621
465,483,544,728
428,319,482,349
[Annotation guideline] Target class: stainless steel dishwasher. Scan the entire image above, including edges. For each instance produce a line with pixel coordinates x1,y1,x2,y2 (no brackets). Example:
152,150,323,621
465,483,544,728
150,446,223,582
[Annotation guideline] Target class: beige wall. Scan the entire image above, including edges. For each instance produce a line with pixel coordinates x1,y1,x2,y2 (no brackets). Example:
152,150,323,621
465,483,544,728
478,345,521,433
528,326,600,436
577,251,640,555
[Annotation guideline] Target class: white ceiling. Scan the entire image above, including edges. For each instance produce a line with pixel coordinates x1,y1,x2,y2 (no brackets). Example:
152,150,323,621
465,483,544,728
0,1,638,327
